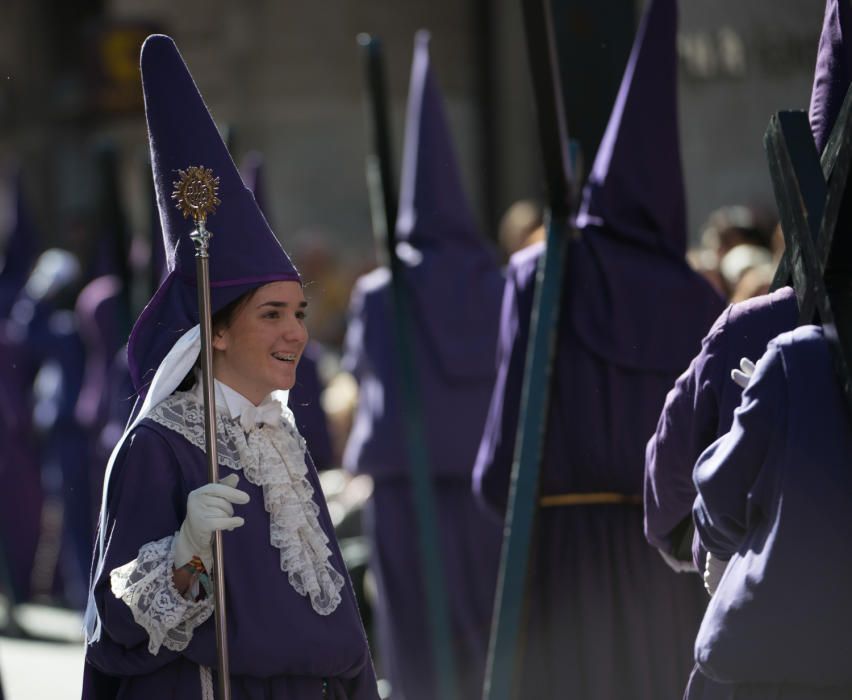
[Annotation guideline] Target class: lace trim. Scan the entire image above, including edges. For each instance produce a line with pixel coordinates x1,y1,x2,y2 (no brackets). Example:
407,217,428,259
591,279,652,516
199,666,214,700
110,535,214,655
148,392,344,616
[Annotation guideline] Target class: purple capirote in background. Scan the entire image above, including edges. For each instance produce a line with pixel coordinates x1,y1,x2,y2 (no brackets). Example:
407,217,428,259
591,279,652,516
342,30,504,700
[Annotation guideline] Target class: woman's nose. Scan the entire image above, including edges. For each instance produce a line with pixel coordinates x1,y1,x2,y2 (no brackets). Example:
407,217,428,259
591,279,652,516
283,319,308,343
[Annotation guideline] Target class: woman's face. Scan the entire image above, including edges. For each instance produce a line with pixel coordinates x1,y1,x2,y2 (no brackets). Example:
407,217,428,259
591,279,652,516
212,281,308,404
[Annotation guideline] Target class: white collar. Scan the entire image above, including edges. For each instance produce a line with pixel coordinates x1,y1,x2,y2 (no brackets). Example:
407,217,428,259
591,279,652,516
191,371,277,421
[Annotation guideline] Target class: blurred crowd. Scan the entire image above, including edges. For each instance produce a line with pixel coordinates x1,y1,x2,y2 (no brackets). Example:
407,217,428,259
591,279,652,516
0,142,780,617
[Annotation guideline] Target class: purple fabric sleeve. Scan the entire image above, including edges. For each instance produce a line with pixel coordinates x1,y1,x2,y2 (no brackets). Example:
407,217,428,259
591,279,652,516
87,425,186,674
692,344,785,560
472,258,530,516
644,306,730,561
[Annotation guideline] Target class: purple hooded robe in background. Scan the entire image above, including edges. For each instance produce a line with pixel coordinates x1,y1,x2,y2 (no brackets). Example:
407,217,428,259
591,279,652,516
341,32,504,700
473,1,723,696
645,0,852,572
684,326,852,699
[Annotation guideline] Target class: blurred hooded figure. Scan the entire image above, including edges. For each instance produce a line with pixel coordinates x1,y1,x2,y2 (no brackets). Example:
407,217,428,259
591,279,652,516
473,0,724,697
341,32,504,700
8,247,89,607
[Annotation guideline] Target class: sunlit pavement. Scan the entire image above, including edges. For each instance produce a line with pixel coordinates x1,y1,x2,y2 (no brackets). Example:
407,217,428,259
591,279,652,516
0,604,85,700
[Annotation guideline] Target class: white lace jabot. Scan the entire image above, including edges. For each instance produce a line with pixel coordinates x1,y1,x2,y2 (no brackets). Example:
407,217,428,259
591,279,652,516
147,386,344,617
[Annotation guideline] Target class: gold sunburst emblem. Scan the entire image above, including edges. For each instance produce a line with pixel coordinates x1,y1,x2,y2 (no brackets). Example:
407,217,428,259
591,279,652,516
172,166,221,224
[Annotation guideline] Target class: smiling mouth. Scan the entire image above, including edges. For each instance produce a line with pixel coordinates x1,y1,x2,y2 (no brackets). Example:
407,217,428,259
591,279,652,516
271,352,297,363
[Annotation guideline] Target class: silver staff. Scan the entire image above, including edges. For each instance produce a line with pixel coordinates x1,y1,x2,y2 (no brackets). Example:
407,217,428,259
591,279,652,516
173,166,231,700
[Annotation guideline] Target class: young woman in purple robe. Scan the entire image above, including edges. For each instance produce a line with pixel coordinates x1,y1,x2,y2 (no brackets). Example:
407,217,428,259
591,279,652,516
473,1,723,697
81,35,378,700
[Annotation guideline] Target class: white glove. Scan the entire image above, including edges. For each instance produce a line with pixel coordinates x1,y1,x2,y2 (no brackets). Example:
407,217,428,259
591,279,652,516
703,552,729,596
174,474,249,571
731,357,756,389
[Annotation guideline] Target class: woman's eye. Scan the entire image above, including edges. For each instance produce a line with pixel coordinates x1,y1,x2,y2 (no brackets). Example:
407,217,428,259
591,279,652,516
263,312,279,319
296,311,307,320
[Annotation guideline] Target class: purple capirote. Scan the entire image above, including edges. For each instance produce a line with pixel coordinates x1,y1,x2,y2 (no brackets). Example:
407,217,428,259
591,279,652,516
127,35,300,398
810,0,852,155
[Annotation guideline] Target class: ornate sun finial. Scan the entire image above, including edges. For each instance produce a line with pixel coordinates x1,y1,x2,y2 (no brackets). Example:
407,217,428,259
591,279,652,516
172,165,221,224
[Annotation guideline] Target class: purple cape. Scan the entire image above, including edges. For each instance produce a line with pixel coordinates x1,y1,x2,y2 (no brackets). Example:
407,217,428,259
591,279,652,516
686,326,852,697
473,233,723,698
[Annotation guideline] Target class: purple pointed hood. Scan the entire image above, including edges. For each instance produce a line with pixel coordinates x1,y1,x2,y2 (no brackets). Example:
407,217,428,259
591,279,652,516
810,0,852,155
0,167,38,318
385,31,502,381
576,0,684,259
127,35,300,395
396,31,481,250
567,0,724,372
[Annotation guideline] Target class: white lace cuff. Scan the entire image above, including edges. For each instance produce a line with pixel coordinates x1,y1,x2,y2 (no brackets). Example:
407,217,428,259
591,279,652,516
110,534,214,655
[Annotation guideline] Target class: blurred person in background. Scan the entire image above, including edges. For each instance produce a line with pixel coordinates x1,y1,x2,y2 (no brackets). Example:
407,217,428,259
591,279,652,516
342,32,504,700
497,199,544,262
474,2,723,696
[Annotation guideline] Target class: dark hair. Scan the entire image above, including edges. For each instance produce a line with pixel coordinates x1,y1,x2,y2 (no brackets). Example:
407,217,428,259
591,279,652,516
212,288,258,334
176,288,259,392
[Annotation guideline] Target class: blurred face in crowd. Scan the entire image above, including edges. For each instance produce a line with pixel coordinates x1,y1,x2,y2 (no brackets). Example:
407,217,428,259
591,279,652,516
212,281,308,404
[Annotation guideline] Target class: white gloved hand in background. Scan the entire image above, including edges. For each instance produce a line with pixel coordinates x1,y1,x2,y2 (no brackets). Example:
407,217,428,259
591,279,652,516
731,357,756,389
704,552,729,596
174,474,249,571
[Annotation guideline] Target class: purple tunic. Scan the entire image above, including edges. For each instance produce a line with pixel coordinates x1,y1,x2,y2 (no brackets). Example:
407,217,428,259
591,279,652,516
84,396,378,699
473,231,723,699
685,325,852,698
644,286,798,566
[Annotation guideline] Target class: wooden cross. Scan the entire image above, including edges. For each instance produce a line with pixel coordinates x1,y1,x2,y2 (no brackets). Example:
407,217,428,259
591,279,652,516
764,85,852,411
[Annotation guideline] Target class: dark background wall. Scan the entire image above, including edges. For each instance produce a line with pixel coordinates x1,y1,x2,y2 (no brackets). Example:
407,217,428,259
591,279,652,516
0,0,824,267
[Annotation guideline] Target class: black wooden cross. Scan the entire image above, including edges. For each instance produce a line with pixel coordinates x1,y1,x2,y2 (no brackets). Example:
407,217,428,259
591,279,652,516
764,85,852,412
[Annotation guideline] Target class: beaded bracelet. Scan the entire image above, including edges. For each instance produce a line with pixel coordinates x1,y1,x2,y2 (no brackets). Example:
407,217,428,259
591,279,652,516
180,555,213,598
